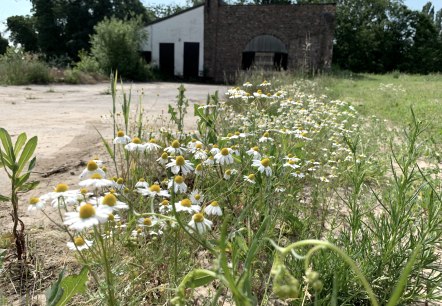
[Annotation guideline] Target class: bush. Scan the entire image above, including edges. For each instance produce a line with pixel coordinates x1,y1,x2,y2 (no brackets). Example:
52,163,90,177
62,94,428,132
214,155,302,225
75,50,100,74
0,48,52,85
90,17,150,81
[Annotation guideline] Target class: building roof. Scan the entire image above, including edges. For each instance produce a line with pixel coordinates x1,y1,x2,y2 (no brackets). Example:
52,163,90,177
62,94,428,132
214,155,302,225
146,4,204,27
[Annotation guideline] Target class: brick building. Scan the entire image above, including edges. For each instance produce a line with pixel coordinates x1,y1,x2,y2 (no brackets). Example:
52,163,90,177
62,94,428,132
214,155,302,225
141,1,336,82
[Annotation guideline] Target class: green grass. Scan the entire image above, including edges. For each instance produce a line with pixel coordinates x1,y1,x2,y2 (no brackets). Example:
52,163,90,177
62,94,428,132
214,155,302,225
310,73,442,142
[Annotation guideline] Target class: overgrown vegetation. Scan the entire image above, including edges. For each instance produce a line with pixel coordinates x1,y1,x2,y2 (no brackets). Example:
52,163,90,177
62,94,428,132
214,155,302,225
2,74,441,305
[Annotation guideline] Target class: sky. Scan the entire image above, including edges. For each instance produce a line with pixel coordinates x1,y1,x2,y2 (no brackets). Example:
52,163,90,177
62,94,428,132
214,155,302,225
1,0,441,38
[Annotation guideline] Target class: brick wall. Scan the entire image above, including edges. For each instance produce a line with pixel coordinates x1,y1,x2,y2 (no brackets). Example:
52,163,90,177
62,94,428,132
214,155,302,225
204,0,336,82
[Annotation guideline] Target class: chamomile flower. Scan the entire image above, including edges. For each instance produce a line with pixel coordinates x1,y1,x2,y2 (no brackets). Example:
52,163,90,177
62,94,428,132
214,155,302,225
135,178,148,189
138,184,170,198
64,203,112,231
157,152,169,165
204,201,222,216
246,146,262,160
214,148,234,165
143,138,162,152
188,213,213,234
195,163,203,175
98,193,129,211
112,177,125,191
210,144,220,155
159,199,172,214
137,216,158,227
291,171,305,178
113,130,131,144
79,173,114,190
164,139,186,156
283,159,300,170
203,156,215,166
125,137,145,152
175,198,201,214
259,132,273,143
193,149,208,160
252,158,272,176
223,169,238,180
44,183,79,207
168,175,187,194
260,80,271,87
243,173,256,184
243,81,253,87
27,197,45,214
67,236,93,251
166,156,194,175
190,189,204,205
79,160,106,179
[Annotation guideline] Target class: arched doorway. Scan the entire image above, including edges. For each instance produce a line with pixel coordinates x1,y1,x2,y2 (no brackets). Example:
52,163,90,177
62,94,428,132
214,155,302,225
242,35,288,71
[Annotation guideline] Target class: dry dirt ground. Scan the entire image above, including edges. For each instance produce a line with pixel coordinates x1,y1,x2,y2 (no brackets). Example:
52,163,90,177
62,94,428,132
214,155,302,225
0,82,228,305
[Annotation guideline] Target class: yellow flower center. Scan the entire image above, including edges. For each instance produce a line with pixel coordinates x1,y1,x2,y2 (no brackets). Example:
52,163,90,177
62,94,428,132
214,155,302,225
210,201,219,207
213,144,219,148
132,137,141,144
193,213,204,222
287,154,293,158
102,194,117,207
227,133,233,137
181,199,192,207
117,130,125,137
29,197,39,205
263,132,269,137
79,204,96,219
221,148,229,156
195,194,201,200
116,178,124,184
253,146,259,151
257,89,262,94
289,160,296,165
174,176,184,184
112,177,118,182
225,169,231,176
191,138,197,143
196,143,203,149
143,218,152,226
172,140,180,148
235,131,240,135
74,237,85,246
80,188,88,194
150,184,161,193
196,164,202,171
261,158,270,167
87,160,98,171
149,138,156,143
176,156,185,166
138,178,145,182
90,173,103,179
108,214,115,221
161,199,169,206
248,174,255,180
161,152,168,159
102,166,107,172
55,183,69,193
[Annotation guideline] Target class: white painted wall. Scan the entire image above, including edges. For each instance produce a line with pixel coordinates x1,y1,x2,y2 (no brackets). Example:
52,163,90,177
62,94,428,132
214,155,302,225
141,6,204,77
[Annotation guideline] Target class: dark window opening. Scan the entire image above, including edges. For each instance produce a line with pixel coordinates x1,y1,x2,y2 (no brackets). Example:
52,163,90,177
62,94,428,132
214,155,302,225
183,42,200,79
159,43,174,77
242,35,288,71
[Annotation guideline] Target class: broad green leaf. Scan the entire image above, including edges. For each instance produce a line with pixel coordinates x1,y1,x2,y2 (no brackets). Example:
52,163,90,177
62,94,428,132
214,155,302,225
0,194,10,202
28,156,37,172
0,148,13,169
56,267,89,306
95,128,114,159
0,128,15,161
46,269,65,306
234,234,249,254
17,136,37,175
244,216,269,271
186,269,216,289
19,181,39,193
15,172,30,188
14,133,27,156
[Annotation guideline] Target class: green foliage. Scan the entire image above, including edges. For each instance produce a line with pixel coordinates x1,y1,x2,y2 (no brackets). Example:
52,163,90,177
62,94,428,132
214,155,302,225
75,50,100,74
90,17,150,81
0,35,8,55
46,267,89,306
0,48,53,85
6,15,39,53
168,85,189,136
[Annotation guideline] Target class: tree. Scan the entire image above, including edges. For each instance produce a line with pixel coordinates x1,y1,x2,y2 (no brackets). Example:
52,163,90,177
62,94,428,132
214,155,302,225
0,35,8,55
90,17,149,80
6,16,39,53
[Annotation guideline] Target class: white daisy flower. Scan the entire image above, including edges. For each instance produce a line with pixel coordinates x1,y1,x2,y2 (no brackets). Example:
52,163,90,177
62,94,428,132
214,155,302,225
164,139,186,156
113,130,131,144
246,146,262,160
67,236,93,251
137,216,158,227
252,158,272,176
291,171,305,178
79,160,106,179
204,201,222,216
79,173,114,190
210,145,220,156
138,184,170,198
259,80,271,87
223,169,238,180
188,140,203,152
166,156,194,175
190,190,204,205
193,149,208,160
259,132,273,143
143,138,162,152
243,81,253,87
157,152,169,165
168,175,187,194
203,156,215,166
124,137,145,152
195,164,203,175
243,174,256,184
283,159,300,170
27,197,45,214
188,213,213,234
135,178,148,189
175,198,201,214
159,199,172,214
214,148,234,165
98,193,129,211
42,183,79,207
64,203,112,231
112,178,125,191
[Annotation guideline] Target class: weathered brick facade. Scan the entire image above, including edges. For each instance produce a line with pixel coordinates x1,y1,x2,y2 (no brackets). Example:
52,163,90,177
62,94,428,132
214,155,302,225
204,0,336,82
